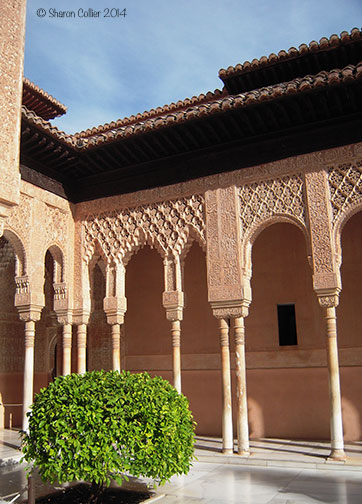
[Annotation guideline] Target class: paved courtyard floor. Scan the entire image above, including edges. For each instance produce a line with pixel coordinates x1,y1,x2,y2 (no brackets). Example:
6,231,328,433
1,430,362,503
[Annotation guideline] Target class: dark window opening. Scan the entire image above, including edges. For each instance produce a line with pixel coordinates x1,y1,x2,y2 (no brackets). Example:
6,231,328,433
277,304,297,346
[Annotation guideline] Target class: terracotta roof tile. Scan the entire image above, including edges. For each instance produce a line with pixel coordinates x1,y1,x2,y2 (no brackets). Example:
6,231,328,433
75,62,362,150
22,78,67,120
21,106,75,147
219,27,362,81
74,88,226,139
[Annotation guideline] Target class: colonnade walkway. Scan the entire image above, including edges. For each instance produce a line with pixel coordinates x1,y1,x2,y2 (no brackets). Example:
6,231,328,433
2,429,362,470
1,430,362,503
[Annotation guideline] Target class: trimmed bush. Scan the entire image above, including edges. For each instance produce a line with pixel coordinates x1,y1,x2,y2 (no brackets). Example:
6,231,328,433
21,370,195,495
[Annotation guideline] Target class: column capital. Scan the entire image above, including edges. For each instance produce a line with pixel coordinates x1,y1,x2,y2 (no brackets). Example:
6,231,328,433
55,309,73,326
72,309,90,325
17,305,42,323
163,290,184,321
103,296,127,325
316,287,340,309
211,299,250,319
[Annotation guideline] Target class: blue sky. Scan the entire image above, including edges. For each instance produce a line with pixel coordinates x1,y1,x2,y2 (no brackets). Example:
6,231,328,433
24,0,362,134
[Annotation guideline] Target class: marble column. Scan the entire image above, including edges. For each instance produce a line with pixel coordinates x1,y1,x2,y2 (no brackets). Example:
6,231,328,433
171,320,181,393
17,307,42,432
111,323,121,372
62,323,72,375
77,323,87,374
219,317,233,454
163,290,184,394
104,262,127,373
234,316,250,456
319,296,346,460
23,320,35,431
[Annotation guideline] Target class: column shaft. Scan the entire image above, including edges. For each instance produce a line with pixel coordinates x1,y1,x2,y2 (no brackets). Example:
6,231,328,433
234,316,250,455
171,320,181,393
325,306,346,460
62,324,72,376
220,318,233,454
77,324,87,374
111,324,121,372
23,321,35,431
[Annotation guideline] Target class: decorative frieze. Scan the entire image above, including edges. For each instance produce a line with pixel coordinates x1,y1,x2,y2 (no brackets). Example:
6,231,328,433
83,195,205,263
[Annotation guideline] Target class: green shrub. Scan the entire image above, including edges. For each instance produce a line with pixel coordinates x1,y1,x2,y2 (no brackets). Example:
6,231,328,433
21,370,195,496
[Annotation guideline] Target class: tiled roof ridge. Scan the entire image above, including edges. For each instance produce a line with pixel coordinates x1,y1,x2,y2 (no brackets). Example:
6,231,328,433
76,62,362,150
22,105,76,147
219,27,362,81
23,78,67,116
74,88,226,138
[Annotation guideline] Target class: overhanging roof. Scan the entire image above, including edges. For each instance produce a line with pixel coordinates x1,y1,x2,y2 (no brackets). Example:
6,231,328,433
20,28,362,202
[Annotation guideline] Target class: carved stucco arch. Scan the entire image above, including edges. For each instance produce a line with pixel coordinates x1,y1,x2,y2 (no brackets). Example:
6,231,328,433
82,194,206,268
333,200,362,269
179,226,207,264
242,214,311,280
122,228,167,266
3,228,27,276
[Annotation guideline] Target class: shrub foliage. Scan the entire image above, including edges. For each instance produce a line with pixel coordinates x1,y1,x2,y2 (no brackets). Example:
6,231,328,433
21,371,195,489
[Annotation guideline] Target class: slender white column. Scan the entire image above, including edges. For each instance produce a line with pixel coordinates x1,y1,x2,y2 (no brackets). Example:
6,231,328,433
325,306,346,460
171,320,181,393
234,316,250,456
111,323,121,372
62,323,72,375
77,324,87,374
219,318,233,454
23,320,35,431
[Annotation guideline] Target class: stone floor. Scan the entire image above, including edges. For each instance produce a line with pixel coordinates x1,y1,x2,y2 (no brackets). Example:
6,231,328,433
1,430,362,503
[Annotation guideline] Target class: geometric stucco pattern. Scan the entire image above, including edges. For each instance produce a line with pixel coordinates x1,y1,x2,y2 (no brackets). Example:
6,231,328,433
83,194,205,264
239,174,305,237
43,203,69,247
328,160,362,223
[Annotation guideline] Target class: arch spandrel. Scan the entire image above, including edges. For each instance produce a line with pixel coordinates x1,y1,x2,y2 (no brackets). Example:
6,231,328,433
329,160,362,267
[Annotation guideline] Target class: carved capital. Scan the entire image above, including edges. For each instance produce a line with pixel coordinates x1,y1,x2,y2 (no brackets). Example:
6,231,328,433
55,309,73,326
103,296,127,325
211,299,250,319
318,295,339,309
17,304,43,322
72,309,90,326
316,288,340,309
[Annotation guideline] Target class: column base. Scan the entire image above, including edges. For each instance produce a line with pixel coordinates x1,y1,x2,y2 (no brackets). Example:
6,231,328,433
327,449,347,462
237,450,250,457
222,448,233,455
